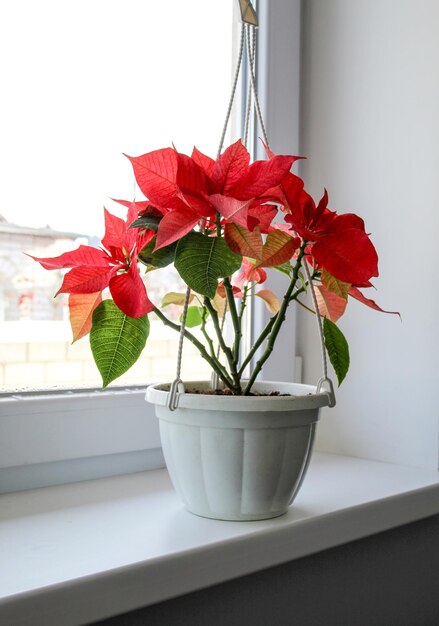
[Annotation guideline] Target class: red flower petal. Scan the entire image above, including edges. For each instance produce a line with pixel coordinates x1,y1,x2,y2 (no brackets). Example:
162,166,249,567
310,189,328,228
230,155,296,200
211,140,250,193
111,198,160,214
312,229,379,284
235,259,267,286
315,284,347,322
30,245,110,270
109,262,154,318
348,286,400,317
56,266,114,295
102,208,127,252
180,192,215,217
69,292,102,342
154,208,200,250
123,204,144,252
247,203,277,232
135,229,155,255
176,152,209,195
125,148,183,209
273,171,305,215
217,281,243,299
209,194,253,229
330,213,366,233
191,147,215,178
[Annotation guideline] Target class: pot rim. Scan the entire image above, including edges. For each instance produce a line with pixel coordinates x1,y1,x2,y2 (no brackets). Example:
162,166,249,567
146,380,331,412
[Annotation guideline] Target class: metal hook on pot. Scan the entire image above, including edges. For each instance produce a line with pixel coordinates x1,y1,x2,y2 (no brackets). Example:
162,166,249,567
316,376,336,408
167,379,185,411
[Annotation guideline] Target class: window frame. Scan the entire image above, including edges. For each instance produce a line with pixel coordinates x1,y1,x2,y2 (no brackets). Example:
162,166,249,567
0,387,162,493
0,0,303,493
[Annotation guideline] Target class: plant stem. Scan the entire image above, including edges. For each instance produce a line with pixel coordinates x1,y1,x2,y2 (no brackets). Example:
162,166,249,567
200,307,232,382
203,298,233,363
238,285,250,326
237,283,310,378
294,298,316,315
203,297,241,393
153,306,234,388
238,315,276,376
200,307,216,358
243,242,308,394
223,277,241,363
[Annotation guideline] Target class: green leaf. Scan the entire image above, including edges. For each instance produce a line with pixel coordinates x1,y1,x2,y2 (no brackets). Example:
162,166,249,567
180,305,204,328
256,230,298,268
90,300,150,388
224,223,263,259
298,270,307,290
129,215,161,231
273,262,293,277
175,232,242,298
323,317,350,386
320,269,350,299
161,292,194,307
137,239,177,268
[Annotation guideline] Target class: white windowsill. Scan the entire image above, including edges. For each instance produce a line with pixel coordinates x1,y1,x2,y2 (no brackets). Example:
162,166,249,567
1,452,439,626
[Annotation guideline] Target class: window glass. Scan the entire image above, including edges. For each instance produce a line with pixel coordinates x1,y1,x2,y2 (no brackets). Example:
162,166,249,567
0,0,234,391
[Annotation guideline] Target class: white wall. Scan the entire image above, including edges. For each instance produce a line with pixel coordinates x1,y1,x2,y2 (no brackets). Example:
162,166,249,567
299,0,439,468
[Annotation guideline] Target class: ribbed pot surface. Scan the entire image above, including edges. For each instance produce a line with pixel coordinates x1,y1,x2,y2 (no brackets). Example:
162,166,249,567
147,381,329,521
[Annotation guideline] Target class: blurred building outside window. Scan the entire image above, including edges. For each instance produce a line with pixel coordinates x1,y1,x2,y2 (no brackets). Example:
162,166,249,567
0,1,236,392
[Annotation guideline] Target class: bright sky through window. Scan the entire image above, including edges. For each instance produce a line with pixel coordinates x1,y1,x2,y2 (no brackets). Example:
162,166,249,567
0,1,233,237
0,1,234,390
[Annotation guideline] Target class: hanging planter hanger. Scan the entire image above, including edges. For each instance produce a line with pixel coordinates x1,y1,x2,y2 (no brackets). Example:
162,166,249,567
166,0,335,411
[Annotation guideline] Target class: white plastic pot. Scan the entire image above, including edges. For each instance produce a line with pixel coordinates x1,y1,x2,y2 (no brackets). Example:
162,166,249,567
146,380,331,521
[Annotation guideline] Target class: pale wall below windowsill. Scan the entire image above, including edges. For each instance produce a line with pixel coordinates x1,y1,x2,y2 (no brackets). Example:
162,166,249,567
1,452,439,626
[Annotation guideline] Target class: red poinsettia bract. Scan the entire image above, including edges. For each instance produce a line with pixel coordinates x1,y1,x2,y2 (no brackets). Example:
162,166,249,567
31,205,154,319
125,139,300,249
283,182,379,285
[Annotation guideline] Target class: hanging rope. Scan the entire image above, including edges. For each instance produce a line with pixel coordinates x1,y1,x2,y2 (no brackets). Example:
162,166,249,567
168,23,247,408
210,22,259,391
210,23,247,391
166,287,192,410
216,23,246,158
167,9,334,409
303,262,336,407
243,25,256,147
244,23,269,148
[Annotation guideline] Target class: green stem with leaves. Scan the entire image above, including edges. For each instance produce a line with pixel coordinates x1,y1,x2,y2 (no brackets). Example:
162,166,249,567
153,306,234,389
223,277,241,363
203,297,241,393
243,243,308,395
238,315,275,378
238,285,250,327
237,282,305,377
200,306,232,383
200,306,216,358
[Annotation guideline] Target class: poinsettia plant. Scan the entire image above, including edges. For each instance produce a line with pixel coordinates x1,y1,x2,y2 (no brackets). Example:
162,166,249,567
32,139,397,394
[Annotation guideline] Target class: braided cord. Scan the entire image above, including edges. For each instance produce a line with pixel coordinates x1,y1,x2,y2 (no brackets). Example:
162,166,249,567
211,23,270,390
167,15,333,407
170,23,246,403
216,23,246,158
303,262,336,406
303,262,327,380
244,23,269,147
243,25,256,147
